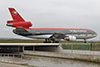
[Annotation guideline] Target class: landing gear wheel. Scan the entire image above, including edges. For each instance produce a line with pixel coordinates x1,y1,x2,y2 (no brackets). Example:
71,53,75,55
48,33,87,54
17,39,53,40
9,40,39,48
84,39,87,43
44,41,47,43
47,41,51,43
53,40,55,43
55,41,59,43
52,40,59,43
44,39,51,43
44,39,47,43
84,41,87,43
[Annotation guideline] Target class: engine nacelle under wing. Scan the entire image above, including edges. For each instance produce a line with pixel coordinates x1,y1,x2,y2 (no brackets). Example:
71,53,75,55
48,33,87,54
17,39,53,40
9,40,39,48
64,36,76,41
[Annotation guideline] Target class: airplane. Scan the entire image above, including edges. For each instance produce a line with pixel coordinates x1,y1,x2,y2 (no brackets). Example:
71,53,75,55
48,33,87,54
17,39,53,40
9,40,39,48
6,8,97,43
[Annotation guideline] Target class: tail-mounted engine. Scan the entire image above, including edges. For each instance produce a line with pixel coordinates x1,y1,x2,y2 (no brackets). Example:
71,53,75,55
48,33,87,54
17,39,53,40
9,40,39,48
6,21,32,28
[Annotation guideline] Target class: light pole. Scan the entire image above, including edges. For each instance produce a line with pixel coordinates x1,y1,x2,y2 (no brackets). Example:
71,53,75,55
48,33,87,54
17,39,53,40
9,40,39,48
71,41,73,53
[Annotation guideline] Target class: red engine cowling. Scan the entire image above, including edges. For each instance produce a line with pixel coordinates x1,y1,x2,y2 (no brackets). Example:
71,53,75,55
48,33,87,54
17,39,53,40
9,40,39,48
7,21,32,28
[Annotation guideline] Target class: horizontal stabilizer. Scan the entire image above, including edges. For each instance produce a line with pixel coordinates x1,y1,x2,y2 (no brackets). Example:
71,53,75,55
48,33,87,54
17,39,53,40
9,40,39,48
13,27,30,34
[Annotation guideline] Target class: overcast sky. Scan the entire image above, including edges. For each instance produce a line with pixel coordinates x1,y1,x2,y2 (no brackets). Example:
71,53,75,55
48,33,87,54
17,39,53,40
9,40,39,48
0,0,100,40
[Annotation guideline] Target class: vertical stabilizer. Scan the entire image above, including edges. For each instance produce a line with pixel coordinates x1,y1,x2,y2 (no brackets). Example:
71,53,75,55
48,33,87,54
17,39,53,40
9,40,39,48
7,8,32,28
8,8,25,21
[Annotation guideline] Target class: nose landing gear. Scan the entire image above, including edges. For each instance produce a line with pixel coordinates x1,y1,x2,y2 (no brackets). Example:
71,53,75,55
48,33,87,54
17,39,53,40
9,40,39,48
84,39,87,43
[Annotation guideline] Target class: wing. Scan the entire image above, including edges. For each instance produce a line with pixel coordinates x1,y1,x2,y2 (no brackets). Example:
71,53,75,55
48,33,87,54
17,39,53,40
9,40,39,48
49,33,66,39
49,33,76,41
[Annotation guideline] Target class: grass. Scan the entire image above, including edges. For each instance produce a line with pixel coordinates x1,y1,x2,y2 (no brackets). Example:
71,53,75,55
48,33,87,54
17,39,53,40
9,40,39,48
0,39,100,43
0,39,44,43
74,58,100,63
62,43,91,50
21,64,47,67
21,64,38,67
62,43,100,51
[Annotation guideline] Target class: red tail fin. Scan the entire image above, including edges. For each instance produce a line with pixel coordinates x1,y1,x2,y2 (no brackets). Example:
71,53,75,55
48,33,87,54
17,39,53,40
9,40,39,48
8,8,25,21
7,8,32,28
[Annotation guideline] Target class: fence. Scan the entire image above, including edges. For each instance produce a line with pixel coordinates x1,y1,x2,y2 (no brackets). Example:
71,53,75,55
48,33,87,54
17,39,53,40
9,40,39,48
61,43,100,51
0,54,27,64
92,43,100,51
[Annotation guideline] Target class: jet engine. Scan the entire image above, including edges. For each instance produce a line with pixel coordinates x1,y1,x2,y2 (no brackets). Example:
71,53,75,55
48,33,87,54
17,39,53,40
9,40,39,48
64,36,76,41
6,21,32,28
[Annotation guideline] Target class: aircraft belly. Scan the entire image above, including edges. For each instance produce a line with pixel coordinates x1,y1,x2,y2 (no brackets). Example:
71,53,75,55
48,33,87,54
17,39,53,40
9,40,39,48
76,35,94,39
26,34,52,39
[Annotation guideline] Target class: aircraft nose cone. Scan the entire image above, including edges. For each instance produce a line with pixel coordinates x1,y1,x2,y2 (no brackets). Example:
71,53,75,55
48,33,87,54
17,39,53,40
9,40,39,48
94,32,97,37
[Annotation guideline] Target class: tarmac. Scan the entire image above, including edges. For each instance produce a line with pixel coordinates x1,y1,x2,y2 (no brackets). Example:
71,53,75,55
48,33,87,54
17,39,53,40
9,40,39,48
0,62,28,67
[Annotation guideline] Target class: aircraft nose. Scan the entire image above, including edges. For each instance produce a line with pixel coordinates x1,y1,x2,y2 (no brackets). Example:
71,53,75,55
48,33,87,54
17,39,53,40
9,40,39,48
93,32,97,37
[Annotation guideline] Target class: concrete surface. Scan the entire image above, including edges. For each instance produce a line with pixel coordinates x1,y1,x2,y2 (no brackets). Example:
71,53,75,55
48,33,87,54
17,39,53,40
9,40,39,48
0,62,28,67
0,43,60,46
24,50,100,61
0,43,60,52
35,45,63,53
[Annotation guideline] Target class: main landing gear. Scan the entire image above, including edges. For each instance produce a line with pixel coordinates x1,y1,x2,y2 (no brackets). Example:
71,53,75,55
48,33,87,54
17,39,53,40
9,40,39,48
44,39,59,43
44,39,51,43
52,39,59,43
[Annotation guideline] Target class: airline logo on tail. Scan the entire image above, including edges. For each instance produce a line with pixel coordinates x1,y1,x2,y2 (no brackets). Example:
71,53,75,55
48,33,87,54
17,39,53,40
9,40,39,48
12,11,17,16
7,8,32,28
